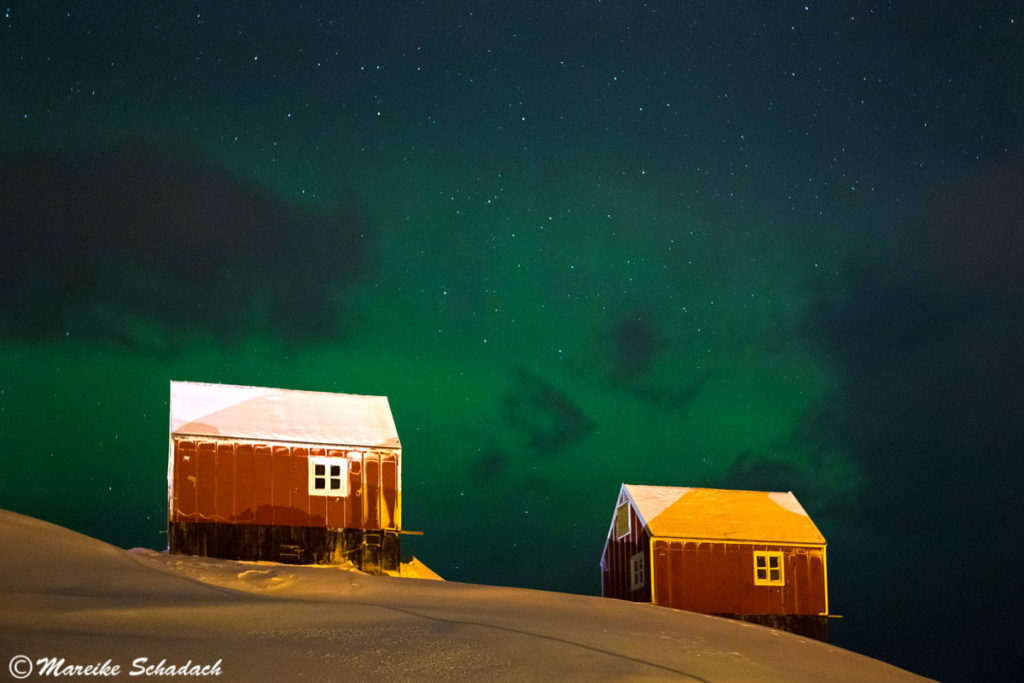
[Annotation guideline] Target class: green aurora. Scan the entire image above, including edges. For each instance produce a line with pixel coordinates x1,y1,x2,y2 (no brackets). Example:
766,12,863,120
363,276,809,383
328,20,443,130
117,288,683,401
3,4,1022,681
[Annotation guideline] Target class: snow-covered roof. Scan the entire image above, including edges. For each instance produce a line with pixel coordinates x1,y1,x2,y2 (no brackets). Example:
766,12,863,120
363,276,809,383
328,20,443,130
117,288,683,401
170,381,400,449
622,484,825,545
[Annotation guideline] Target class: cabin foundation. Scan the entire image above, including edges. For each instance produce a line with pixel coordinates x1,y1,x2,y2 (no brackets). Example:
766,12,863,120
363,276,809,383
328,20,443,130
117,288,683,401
169,521,400,573
725,614,829,642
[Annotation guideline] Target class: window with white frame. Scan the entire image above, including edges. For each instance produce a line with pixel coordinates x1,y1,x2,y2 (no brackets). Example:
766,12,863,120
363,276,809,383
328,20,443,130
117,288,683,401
308,456,348,497
753,551,784,586
630,551,646,591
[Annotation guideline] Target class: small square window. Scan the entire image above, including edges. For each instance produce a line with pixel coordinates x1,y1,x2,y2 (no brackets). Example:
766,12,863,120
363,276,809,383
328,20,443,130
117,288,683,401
309,456,349,497
753,551,785,586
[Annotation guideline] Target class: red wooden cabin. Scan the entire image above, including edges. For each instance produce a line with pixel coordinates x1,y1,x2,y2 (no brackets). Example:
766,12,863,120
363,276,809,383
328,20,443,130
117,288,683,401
601,484,830,640
168,381,402,573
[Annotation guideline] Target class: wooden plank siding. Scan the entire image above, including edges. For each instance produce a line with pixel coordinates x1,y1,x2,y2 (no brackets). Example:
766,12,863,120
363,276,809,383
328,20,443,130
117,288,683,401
601,498,652,603
170,438,399,532
651,539,828,616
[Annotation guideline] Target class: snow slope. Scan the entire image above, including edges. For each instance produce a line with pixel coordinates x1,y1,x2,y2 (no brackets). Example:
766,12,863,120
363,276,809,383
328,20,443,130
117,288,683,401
0,509,930,681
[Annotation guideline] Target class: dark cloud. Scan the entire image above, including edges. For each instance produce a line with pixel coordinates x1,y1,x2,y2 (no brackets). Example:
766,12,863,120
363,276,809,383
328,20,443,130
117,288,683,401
803,162,1024,681
0,142,371,350
584,311,711,410
472,450,508,484
719,452,808,496
911,161,1024,297
502,371,595,454
610,312,661,382
808,163,1024,510
717,403,864,521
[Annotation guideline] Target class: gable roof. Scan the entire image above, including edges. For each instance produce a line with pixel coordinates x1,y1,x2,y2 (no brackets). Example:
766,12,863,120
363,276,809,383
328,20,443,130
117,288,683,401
170,381,400,449
622,484,825,545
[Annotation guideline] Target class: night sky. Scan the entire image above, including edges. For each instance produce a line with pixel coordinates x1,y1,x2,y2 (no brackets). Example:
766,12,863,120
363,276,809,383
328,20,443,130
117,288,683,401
2,2,1021,680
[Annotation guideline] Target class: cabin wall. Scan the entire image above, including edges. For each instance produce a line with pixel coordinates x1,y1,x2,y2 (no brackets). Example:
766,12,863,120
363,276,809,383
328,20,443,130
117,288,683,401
170,438,400,532
651,539,827,616
600,499,652,603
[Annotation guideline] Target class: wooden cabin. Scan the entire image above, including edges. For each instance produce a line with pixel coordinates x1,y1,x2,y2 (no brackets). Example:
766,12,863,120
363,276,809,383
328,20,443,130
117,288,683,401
600,484,830,640
168,381,402,573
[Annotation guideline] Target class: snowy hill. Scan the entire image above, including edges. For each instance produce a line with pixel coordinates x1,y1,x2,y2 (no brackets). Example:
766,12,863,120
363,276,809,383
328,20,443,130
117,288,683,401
0,509,930,681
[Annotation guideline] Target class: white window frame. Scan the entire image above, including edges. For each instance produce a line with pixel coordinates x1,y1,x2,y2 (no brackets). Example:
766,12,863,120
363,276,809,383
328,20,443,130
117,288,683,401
308,456,348,497
753,550,785,586
630,551,646,591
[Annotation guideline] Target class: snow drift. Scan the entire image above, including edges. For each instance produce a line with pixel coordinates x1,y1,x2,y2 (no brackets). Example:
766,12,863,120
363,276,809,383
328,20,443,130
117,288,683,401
0,509,929,681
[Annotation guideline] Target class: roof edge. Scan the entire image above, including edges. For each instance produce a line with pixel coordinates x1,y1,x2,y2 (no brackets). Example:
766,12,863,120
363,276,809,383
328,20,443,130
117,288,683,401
650,534,827,548
170,432,402,450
